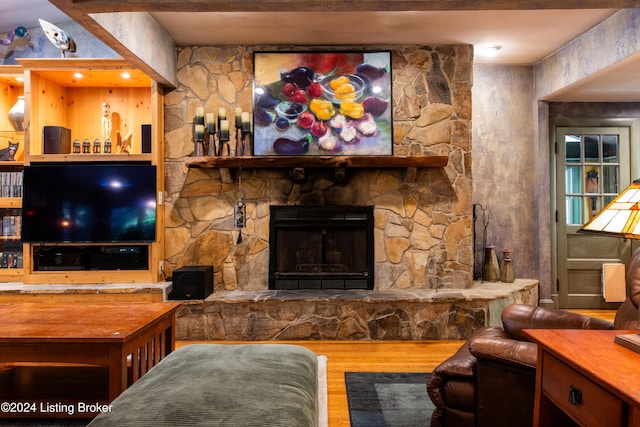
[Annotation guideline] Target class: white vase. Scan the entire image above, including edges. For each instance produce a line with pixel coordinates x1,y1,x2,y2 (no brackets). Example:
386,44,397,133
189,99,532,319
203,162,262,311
8,96,24,131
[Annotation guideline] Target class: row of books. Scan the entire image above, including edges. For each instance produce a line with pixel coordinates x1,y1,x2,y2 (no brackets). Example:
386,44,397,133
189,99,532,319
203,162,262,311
0,171,22,198
0,252,22,268
2,214,20,237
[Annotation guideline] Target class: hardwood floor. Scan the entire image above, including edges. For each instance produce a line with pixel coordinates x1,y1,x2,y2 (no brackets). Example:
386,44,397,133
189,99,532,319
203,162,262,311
176,309,616,427
177,339,461,427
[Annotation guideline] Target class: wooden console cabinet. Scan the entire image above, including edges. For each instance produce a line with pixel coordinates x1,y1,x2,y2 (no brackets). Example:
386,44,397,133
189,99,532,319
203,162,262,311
525,329,640,427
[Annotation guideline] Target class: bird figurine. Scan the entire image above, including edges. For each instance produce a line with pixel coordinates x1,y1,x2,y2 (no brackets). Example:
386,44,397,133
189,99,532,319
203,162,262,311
38,19,76,58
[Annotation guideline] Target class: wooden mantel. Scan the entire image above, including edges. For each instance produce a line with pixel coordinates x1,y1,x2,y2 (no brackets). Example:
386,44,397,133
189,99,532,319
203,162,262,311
185,155,448,169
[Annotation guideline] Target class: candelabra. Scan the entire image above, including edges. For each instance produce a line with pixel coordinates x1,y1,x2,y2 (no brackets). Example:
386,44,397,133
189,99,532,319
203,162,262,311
195,106,253,157
206,113,217,156
236,111,253,156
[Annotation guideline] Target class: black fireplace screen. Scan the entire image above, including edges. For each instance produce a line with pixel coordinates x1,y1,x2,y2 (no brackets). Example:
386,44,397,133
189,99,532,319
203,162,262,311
269,206,374,290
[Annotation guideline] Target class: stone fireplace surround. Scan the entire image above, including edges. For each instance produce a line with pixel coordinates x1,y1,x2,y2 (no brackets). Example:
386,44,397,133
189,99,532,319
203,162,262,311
165,45,474,292
174,280,539,340
165,45,489,339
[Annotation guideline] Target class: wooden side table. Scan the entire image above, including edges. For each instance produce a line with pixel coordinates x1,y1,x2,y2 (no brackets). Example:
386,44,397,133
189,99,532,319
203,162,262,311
524,329,640,427
0,302,180,417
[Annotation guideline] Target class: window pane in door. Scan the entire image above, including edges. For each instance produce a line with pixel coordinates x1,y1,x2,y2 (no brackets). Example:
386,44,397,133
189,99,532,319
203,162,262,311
565,135,581,163
584,135,600,162
566,196,583,225
585,195,600,221
566,166,582,194
603,135,619,163
585,167,599,193
603,165,619,194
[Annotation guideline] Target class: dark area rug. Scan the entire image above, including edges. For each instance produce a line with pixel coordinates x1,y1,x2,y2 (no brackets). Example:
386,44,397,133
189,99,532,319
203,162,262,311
345,372,433,427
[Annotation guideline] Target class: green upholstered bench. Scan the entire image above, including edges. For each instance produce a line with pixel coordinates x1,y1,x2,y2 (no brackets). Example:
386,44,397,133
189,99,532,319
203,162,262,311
88,344,327,427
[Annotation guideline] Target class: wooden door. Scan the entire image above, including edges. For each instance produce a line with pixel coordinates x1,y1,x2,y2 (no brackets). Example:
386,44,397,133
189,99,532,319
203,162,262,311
556,126,631,308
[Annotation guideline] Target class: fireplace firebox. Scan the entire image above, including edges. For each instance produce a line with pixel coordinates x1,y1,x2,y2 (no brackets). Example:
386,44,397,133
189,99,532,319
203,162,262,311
269,205,374,290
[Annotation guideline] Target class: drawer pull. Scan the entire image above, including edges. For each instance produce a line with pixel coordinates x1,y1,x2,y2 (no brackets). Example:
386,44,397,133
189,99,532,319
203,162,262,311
568,385,582,405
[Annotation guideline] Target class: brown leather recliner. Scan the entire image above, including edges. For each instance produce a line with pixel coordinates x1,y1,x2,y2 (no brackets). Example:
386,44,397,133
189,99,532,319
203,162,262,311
427,251,640,427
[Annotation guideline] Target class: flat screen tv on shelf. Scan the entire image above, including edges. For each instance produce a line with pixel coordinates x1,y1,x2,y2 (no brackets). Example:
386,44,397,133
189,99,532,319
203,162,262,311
21,163,157,244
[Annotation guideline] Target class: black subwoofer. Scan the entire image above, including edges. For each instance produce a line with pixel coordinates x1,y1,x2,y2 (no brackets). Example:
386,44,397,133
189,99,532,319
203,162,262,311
169,266,214,300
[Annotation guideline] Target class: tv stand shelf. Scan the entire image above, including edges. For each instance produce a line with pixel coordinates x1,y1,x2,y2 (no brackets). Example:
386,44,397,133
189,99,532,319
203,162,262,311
33,244,149,272
185,155,448,169
28,154,153,163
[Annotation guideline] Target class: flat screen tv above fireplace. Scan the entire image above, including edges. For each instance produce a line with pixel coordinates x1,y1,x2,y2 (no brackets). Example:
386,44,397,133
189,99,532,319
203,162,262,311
21,163,157,244
269,205,374,290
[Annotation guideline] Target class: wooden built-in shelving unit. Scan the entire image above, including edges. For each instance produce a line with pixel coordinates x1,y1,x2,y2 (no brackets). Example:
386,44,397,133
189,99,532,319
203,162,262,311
0,59,165,284
0,66,25,281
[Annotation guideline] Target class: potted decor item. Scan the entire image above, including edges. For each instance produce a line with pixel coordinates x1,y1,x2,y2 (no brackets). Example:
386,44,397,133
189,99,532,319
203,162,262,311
483,245,500,282
500,249,515,282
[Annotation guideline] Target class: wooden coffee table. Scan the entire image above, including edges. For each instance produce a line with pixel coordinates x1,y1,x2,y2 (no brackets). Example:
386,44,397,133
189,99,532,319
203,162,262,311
0,302,180,417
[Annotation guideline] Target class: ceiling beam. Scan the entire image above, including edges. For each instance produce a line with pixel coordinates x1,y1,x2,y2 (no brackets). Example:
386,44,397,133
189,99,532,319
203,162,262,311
49,1,176,87
49,0,640,13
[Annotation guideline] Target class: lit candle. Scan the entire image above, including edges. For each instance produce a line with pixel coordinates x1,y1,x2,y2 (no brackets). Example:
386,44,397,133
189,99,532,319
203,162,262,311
219,120,229,141
194,124,205,141
241,112,252,133
235,107,243,128
195,107,205,125
217,107,227,132
206,113,216,133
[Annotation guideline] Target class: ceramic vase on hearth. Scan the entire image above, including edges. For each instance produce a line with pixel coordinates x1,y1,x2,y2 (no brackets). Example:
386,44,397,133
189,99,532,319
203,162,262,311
500,249,515,283
8,96,25,131
483,245,500,282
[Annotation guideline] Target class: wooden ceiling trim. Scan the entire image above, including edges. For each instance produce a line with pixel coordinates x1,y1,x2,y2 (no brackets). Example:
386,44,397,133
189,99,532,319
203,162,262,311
50,0,639,13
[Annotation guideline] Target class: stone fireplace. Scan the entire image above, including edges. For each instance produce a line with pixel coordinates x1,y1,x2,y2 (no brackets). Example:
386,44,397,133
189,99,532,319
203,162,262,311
269,205,374,290
164,45,475,295
162,44,511,341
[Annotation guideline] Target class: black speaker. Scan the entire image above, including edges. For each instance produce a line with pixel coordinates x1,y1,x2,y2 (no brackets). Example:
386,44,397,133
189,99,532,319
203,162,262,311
170,266,214,300
141,124,152,153
43,126,71,154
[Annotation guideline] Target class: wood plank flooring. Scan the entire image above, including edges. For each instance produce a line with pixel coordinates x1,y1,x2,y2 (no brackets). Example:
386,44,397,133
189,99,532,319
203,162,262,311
176,309,616,427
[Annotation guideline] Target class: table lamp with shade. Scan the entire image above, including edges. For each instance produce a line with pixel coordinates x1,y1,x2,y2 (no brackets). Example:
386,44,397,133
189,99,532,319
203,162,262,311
578,178,640,352
579,178,640,239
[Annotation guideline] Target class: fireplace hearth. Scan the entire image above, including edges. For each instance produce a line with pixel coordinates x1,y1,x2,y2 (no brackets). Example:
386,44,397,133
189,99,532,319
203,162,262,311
269,205,374,290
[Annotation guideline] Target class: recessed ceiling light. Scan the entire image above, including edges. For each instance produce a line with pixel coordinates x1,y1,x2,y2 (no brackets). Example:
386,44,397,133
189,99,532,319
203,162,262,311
121,72,131,79
73,72,84,79
476,45,502,58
